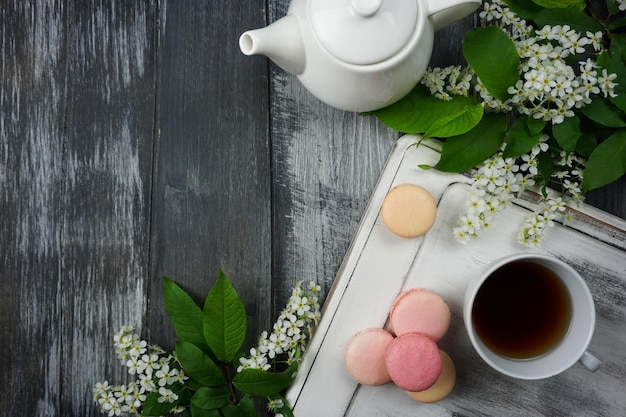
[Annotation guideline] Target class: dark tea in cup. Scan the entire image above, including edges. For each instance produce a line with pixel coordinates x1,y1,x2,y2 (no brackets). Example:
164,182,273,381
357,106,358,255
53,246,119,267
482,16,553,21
471,260,572,359
464,254,598,380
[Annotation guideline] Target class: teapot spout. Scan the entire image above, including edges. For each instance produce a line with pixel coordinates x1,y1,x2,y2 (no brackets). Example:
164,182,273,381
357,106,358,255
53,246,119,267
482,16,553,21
239,15,305,75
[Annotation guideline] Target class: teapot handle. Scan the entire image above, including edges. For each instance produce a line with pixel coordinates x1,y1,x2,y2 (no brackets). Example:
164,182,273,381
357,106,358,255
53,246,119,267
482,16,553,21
426,0,481,31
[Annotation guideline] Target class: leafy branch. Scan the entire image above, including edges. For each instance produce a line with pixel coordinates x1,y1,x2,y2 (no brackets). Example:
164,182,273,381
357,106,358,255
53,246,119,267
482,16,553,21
375,0,626,193
373,0,626,246
94,271,321,417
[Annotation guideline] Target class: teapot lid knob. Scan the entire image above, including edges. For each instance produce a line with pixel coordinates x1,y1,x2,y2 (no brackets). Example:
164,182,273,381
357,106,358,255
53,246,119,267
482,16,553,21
311,0,418,65
351,0,383,17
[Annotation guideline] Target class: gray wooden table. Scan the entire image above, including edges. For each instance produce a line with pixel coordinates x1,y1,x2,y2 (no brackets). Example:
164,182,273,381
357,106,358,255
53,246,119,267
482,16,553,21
0,1,624,416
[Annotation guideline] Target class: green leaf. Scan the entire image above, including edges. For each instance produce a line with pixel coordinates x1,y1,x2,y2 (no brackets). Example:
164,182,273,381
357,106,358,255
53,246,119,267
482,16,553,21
575,131,598,158
503,115,544,158
434,113,508,172
190,387,230,410
175,341,226,387
608,16,626,31
609,34,626,62
190,404,221,417
220,397,257,417
537,151,557,192
233,361,298,397
527,117,548,136
552,116,581,154
506,0,544,19
373,85,480,135
580,99,626,128
607,0,622,15
203,270,247,363
423,102,484,138
582,129,626,192
142,392,178,416
464,26,520,102
532,7,604,32
531,0,585,10
163,277,208,350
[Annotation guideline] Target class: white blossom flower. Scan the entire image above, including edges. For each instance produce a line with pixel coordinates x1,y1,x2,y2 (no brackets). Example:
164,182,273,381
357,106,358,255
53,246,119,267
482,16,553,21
113,385,133,405
131,386,146,407
105,399,122,417
479,2,503,21
139,373,155,393
125,356,145,375
267,398,285,411
157,387,178,404
155,364,179,387
520,154,538,175
138,353,161,376
586,31,603,51
599,69,618,98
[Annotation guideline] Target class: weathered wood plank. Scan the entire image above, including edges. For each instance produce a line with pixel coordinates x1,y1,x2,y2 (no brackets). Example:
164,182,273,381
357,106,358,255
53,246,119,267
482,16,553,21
586,175,626,219
0,0,158,415
61,1,157,415
0,1,68,415
149,0,272,356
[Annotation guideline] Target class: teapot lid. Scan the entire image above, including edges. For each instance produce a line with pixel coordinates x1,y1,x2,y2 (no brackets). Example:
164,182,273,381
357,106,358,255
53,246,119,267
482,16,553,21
310,0,418,65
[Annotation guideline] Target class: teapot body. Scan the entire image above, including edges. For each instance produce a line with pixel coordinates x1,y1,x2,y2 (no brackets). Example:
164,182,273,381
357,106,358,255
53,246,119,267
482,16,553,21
291,0,435,112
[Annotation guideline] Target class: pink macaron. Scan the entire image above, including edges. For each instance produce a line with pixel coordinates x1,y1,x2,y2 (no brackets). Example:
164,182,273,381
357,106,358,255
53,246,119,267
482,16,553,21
385,332,442,392
389,288,451,341
345,328,394,386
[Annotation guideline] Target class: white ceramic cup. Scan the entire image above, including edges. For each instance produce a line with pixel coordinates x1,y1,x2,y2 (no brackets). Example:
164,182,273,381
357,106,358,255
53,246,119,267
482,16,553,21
464,253,601,380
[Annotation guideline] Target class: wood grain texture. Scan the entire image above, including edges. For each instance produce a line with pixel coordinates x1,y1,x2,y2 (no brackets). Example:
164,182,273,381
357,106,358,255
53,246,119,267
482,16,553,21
586,175,626,219
1,0,157,415
61,2,157,416
0,2,68,415
148,0,273,353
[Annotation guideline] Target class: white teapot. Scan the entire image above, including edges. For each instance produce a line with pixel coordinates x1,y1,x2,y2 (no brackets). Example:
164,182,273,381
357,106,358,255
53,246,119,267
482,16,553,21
239,0,481,112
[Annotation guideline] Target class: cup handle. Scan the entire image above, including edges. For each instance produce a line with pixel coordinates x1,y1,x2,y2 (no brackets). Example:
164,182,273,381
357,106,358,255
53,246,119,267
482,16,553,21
579,351,601,372
425,0,481,31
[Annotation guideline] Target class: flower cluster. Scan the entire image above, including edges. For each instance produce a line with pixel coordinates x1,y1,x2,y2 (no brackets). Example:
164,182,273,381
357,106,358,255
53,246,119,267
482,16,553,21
237,281,322,373
453,143,534,245
421,66,474,101
423,0,617,124
93,326,188,416
454,137,585,246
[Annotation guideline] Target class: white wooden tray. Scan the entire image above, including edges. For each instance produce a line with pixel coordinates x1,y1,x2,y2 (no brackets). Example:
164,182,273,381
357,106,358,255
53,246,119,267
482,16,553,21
286,135,626,417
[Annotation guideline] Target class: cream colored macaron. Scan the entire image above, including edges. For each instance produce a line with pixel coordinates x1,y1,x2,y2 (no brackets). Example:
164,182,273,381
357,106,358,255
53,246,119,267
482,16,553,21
406,350,456,403
381,183,437,238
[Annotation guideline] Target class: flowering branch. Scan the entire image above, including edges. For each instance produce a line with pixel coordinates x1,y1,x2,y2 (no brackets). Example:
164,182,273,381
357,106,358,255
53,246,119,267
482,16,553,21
94,272,321,417
373,0,626,246
237,282,321,373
